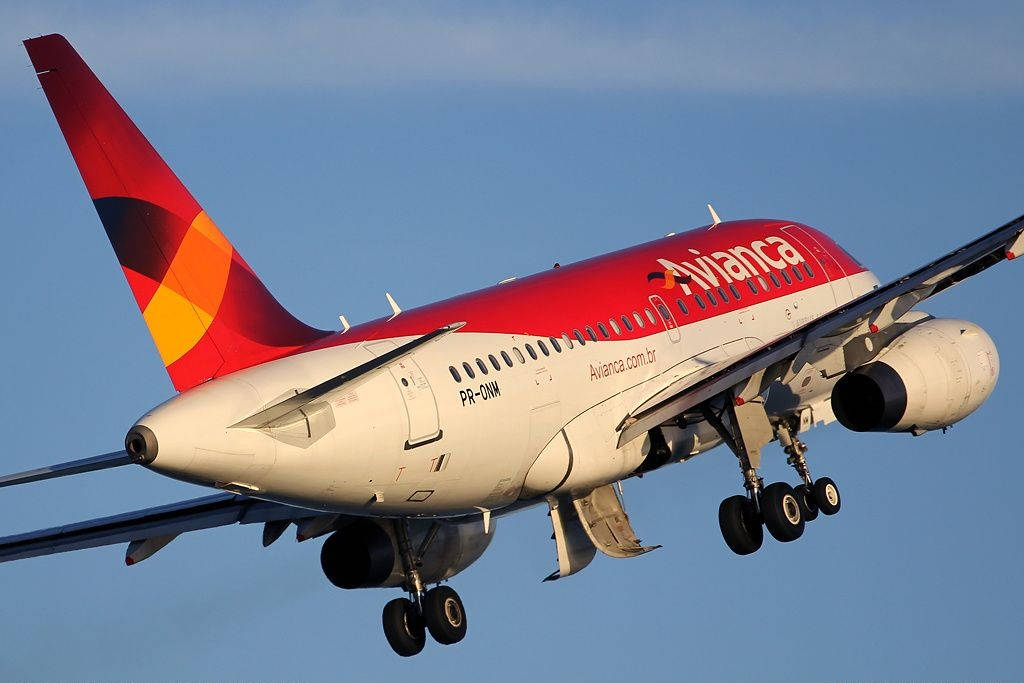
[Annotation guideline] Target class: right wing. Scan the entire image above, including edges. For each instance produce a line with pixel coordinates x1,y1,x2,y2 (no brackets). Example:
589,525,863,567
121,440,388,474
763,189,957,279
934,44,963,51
618,211,1024,446
0,493,314,564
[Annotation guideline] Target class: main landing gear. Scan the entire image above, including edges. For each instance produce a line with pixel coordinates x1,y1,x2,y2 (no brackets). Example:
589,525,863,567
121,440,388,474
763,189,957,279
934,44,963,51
703,396,841,556
382,520,469,656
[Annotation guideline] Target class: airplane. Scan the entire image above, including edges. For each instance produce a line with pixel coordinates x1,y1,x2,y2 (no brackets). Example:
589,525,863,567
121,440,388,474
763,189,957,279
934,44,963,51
3,33,1021,657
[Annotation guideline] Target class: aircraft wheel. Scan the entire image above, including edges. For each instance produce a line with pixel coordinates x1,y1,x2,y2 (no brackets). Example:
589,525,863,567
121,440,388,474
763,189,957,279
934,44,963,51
718,495,763,555
382,597,426,657
813,477,841,515
794,483,819,522
423,585,468,645
761,482,804,542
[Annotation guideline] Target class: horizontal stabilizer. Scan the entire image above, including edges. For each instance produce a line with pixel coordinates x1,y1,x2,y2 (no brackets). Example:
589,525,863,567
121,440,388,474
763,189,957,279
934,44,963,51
232,322,465,429
0,450,138,489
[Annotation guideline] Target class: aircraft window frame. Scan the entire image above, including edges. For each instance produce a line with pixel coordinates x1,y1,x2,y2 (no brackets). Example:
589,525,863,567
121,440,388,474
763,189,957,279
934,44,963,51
501,350,514,367
769,272,781,288
695,293,706,309
645,308,657,325
513,347,526,364
609,318,621,335
657,303,671,321
449,366,462,382
676,298,689,316
550,337,562,352
488,354,501,371
792,265,804,282
538,340,550,356
633,312,645,328
562,333,573,350
463,361,476,379
757,275,769,291
621,315,634,331
597,322,610,339
707,289,718,306
526,343,538,360
476,358,489,375
574,329,586,345
717,286,729,303
781,268,792,285
585,326,598,342
804,262,815,278
747,278,758,294
729,284,741,300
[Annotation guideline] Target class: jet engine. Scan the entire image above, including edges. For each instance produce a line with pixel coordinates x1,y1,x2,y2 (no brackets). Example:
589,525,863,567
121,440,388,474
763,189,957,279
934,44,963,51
831,318,999,433
320,517,493,589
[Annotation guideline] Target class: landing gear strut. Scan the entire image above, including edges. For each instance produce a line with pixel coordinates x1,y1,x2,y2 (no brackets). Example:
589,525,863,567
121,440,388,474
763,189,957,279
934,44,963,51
704,394,841,555
381,520,469,656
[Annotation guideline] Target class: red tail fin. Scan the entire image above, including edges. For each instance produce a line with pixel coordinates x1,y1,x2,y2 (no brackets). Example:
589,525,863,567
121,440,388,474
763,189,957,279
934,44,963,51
24,34,332,391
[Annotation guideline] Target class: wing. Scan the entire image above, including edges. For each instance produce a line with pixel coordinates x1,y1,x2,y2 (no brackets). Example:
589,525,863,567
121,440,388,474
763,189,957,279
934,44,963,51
618,212,1024,446
0,493,314,564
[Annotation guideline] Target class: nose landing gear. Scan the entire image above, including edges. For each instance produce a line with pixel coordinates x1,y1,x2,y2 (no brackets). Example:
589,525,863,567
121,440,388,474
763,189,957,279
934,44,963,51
380,520,469,657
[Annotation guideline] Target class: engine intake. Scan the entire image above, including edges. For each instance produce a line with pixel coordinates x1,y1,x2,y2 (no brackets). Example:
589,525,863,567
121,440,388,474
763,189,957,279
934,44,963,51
832,318,999,433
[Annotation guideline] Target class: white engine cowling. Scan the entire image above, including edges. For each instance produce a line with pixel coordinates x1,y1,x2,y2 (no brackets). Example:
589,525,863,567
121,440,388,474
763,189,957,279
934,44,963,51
831,318,999,433
320,517,493,589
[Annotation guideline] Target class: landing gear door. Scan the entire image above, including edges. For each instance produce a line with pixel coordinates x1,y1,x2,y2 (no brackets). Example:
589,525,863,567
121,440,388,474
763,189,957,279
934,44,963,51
365,341,443,449
648,294,681,343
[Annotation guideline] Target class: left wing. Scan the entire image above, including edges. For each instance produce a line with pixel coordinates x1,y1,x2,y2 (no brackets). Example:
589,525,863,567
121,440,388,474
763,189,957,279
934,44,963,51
0,493,314,564
618,211,1024,446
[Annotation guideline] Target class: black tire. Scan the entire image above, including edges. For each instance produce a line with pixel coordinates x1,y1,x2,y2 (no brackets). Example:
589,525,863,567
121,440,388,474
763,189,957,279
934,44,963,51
794,483,819,522
718,495,764,555
382,597,426,657
813,477,841,515
761,482,804,542
423,585,468,645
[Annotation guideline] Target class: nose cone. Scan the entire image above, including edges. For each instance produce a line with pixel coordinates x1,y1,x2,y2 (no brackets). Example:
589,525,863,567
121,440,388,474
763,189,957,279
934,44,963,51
131,377,277,490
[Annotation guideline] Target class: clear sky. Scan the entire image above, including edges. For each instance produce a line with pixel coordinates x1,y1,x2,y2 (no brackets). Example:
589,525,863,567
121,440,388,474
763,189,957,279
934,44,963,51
1,1,1022,680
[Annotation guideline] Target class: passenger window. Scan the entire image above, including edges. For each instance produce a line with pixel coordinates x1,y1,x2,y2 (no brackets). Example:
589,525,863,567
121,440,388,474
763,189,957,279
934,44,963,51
717,287,729,303
550,337,562,352
574,329,586,345
781,268,792,285
747,279,758,294
645,308,657,324
729,284,741,300
792,265,804,281
633,312,645,328
476,358,489,375
562,333,573,350
537,340,550,356
657,303,671,321
621,315,634,331
489,354,501,371
707,290,718,306
463,361,476,379
769,273,781,288
609,318,621,335
513,347,526,364
757,276,769,291
695,293,706,309
676,298,689,316
501,351,514,367
526,343,538,360
449,366,462,382
804,262,815,278
597,322,610,338
585,326,598,342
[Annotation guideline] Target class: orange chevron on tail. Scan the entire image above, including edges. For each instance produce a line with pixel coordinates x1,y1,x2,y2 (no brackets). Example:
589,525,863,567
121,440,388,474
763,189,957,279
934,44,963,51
24,34,332,391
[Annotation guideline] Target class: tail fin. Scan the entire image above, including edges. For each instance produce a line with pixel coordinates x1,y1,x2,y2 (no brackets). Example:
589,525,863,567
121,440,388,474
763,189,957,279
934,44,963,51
24,34,332,391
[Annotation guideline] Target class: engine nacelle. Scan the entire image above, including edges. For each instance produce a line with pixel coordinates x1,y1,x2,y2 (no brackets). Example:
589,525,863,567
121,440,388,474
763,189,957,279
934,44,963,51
320,517,493,589
831,318,999,433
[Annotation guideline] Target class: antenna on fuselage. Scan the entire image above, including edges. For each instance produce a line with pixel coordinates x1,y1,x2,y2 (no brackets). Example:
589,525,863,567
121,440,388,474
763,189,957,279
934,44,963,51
707,203,722,228
338,315,351,334
385,292,402,320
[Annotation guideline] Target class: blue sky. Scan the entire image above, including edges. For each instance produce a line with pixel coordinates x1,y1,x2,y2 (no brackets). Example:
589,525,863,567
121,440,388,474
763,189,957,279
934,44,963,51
1,1,1023,680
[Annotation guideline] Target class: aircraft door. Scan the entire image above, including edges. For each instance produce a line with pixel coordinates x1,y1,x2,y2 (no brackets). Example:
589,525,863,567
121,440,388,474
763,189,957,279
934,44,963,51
365,342,443,449
648,294,681,343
